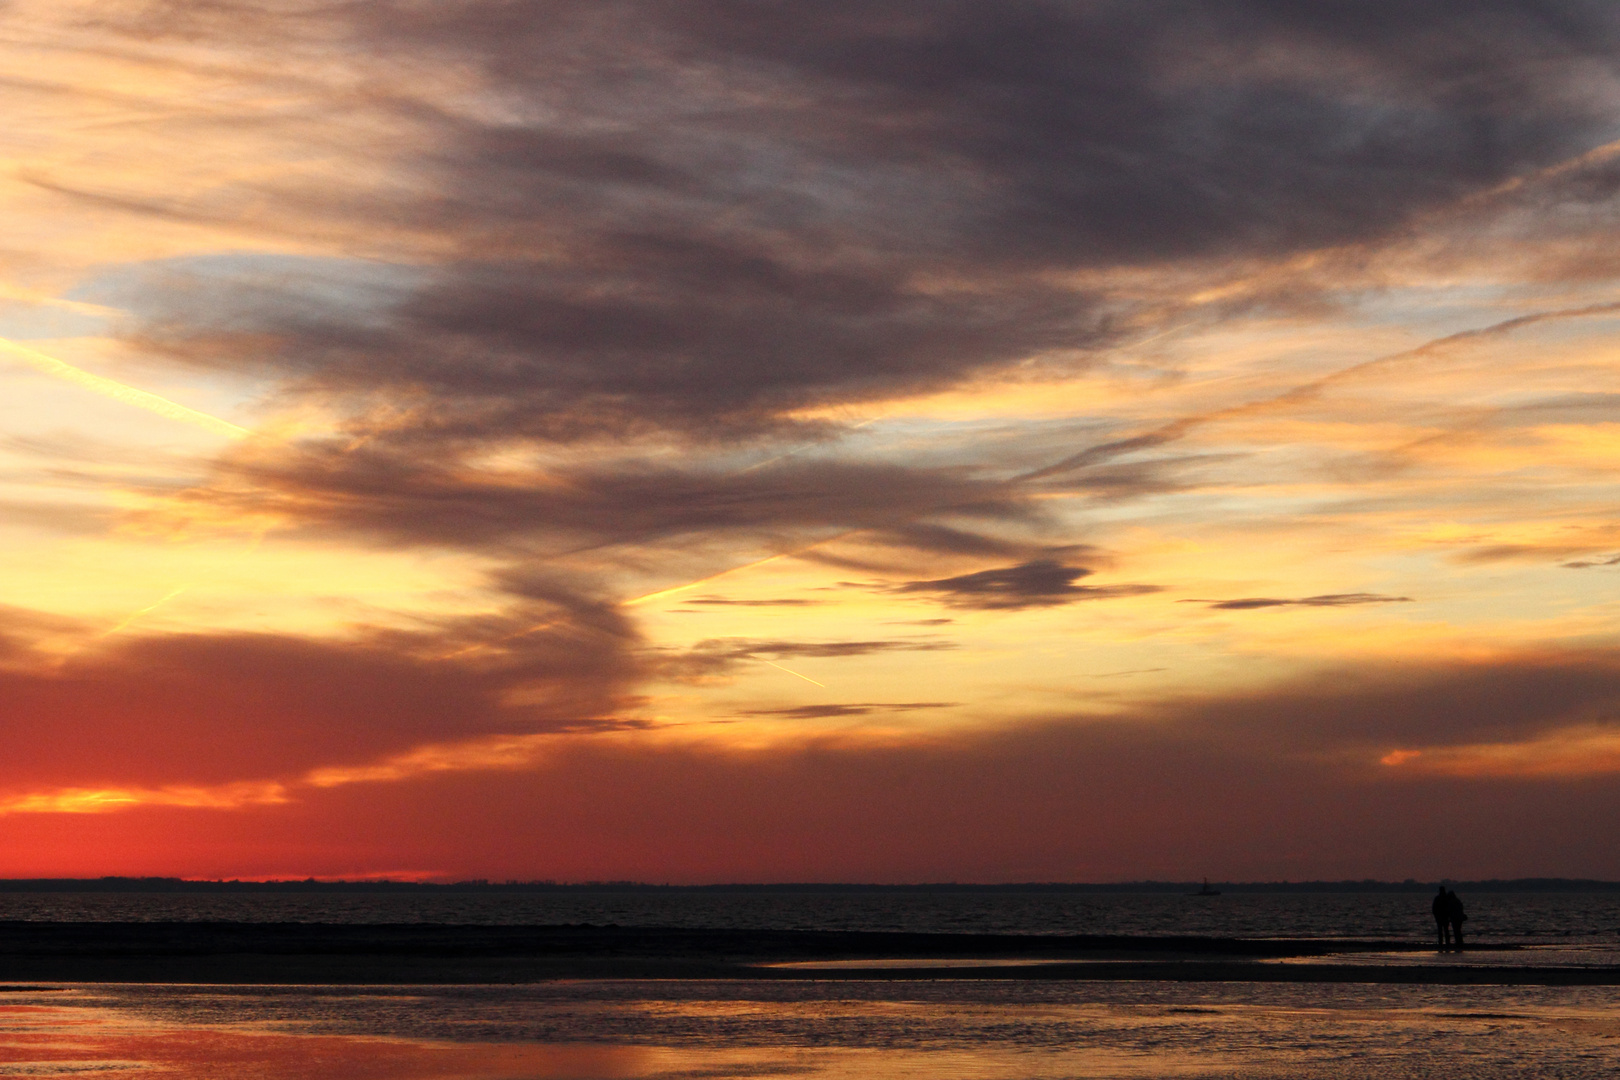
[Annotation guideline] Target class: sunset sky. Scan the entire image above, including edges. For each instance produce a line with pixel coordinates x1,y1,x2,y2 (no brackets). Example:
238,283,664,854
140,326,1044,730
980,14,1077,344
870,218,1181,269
5,1,1620,881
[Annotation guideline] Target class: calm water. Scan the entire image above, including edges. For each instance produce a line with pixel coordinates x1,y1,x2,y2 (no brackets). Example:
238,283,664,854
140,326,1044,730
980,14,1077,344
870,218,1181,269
2,980,1619,1079
0,890,1616,944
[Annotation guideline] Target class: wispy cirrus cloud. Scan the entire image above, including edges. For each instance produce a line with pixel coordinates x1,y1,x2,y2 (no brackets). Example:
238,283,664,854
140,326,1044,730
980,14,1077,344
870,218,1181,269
1188,593,1414,611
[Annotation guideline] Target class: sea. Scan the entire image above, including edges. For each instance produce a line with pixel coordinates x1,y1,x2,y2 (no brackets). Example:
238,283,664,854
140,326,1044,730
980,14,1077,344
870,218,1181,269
4,887,1619,942
2,889,1619,1078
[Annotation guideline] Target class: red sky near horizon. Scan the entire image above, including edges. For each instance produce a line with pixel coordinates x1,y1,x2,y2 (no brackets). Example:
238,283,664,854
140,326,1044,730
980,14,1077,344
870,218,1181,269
3,1,1620,882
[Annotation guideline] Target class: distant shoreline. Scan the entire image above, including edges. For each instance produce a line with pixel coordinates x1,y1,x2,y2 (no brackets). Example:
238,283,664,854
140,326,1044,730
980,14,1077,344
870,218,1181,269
0,877,1612,893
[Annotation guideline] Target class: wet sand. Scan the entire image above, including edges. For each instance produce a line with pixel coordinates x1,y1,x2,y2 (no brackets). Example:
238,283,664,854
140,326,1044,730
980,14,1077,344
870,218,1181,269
17,981,1620,1080
0,923,1607,984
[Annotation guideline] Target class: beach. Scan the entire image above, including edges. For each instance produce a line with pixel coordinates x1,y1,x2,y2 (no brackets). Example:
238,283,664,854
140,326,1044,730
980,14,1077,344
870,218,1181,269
2,976,1618,1079
0,890,1609,1075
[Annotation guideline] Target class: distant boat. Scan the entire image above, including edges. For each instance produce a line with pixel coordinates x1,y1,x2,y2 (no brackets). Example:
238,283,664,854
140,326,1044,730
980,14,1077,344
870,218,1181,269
1191,878,1221,896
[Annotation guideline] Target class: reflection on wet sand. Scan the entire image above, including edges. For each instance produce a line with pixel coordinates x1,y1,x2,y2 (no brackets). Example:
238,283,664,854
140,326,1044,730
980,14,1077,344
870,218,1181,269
0,1004,651,1080
0,1003,1241,1080
1,981,1619,1079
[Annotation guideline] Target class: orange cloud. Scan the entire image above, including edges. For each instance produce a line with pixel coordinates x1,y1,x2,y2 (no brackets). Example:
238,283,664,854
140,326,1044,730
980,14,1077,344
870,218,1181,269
1379,727,1620,779
302,734,553,789
0,733,556,818
0,781,287,815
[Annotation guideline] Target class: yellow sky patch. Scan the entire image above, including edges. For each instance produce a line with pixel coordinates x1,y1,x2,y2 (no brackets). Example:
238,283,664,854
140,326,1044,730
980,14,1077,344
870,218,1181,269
0,337,247,438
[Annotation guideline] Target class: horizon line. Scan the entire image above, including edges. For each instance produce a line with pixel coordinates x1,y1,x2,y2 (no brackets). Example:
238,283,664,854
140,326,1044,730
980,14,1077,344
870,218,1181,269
0,876,1614,892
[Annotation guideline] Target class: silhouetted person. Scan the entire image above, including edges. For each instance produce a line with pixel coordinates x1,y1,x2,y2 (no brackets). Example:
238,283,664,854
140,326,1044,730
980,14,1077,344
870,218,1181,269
1432,886,1450,947
1447,889,1466,948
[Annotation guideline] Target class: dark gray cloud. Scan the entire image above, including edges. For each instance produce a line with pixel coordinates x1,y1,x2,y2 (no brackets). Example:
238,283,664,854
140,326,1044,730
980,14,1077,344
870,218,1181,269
178,451,1037,554
895,559,1160,610
115,0,1620,449
671,0,1616,262
1190,593,1414,610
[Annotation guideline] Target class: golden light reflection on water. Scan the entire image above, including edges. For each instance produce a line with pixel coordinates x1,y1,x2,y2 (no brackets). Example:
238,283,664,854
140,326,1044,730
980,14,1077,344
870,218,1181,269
0,1008,1240,1080
0,1003,654,1080
2,983,1620,1080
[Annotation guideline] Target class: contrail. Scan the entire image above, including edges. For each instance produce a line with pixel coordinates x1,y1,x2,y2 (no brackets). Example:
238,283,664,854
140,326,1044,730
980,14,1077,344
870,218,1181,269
434,616,566,661
760,658,827,688
99,585,187,638
736,413,884,474
1019,300,1620,483
0,337,248,438
621,553,795,608
620,531,861,609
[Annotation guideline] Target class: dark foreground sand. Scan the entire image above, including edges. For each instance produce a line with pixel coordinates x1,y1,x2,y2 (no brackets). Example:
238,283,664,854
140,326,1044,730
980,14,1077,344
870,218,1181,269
0,924,1609,984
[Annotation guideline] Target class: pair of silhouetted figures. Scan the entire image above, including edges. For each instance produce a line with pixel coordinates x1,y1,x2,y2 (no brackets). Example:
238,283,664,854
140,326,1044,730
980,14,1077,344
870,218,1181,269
1432,886,1467,948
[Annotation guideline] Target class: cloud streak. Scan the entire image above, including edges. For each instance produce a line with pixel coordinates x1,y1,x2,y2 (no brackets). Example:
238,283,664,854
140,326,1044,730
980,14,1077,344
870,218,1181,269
895,560,1160,610
1189,593,1413,611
